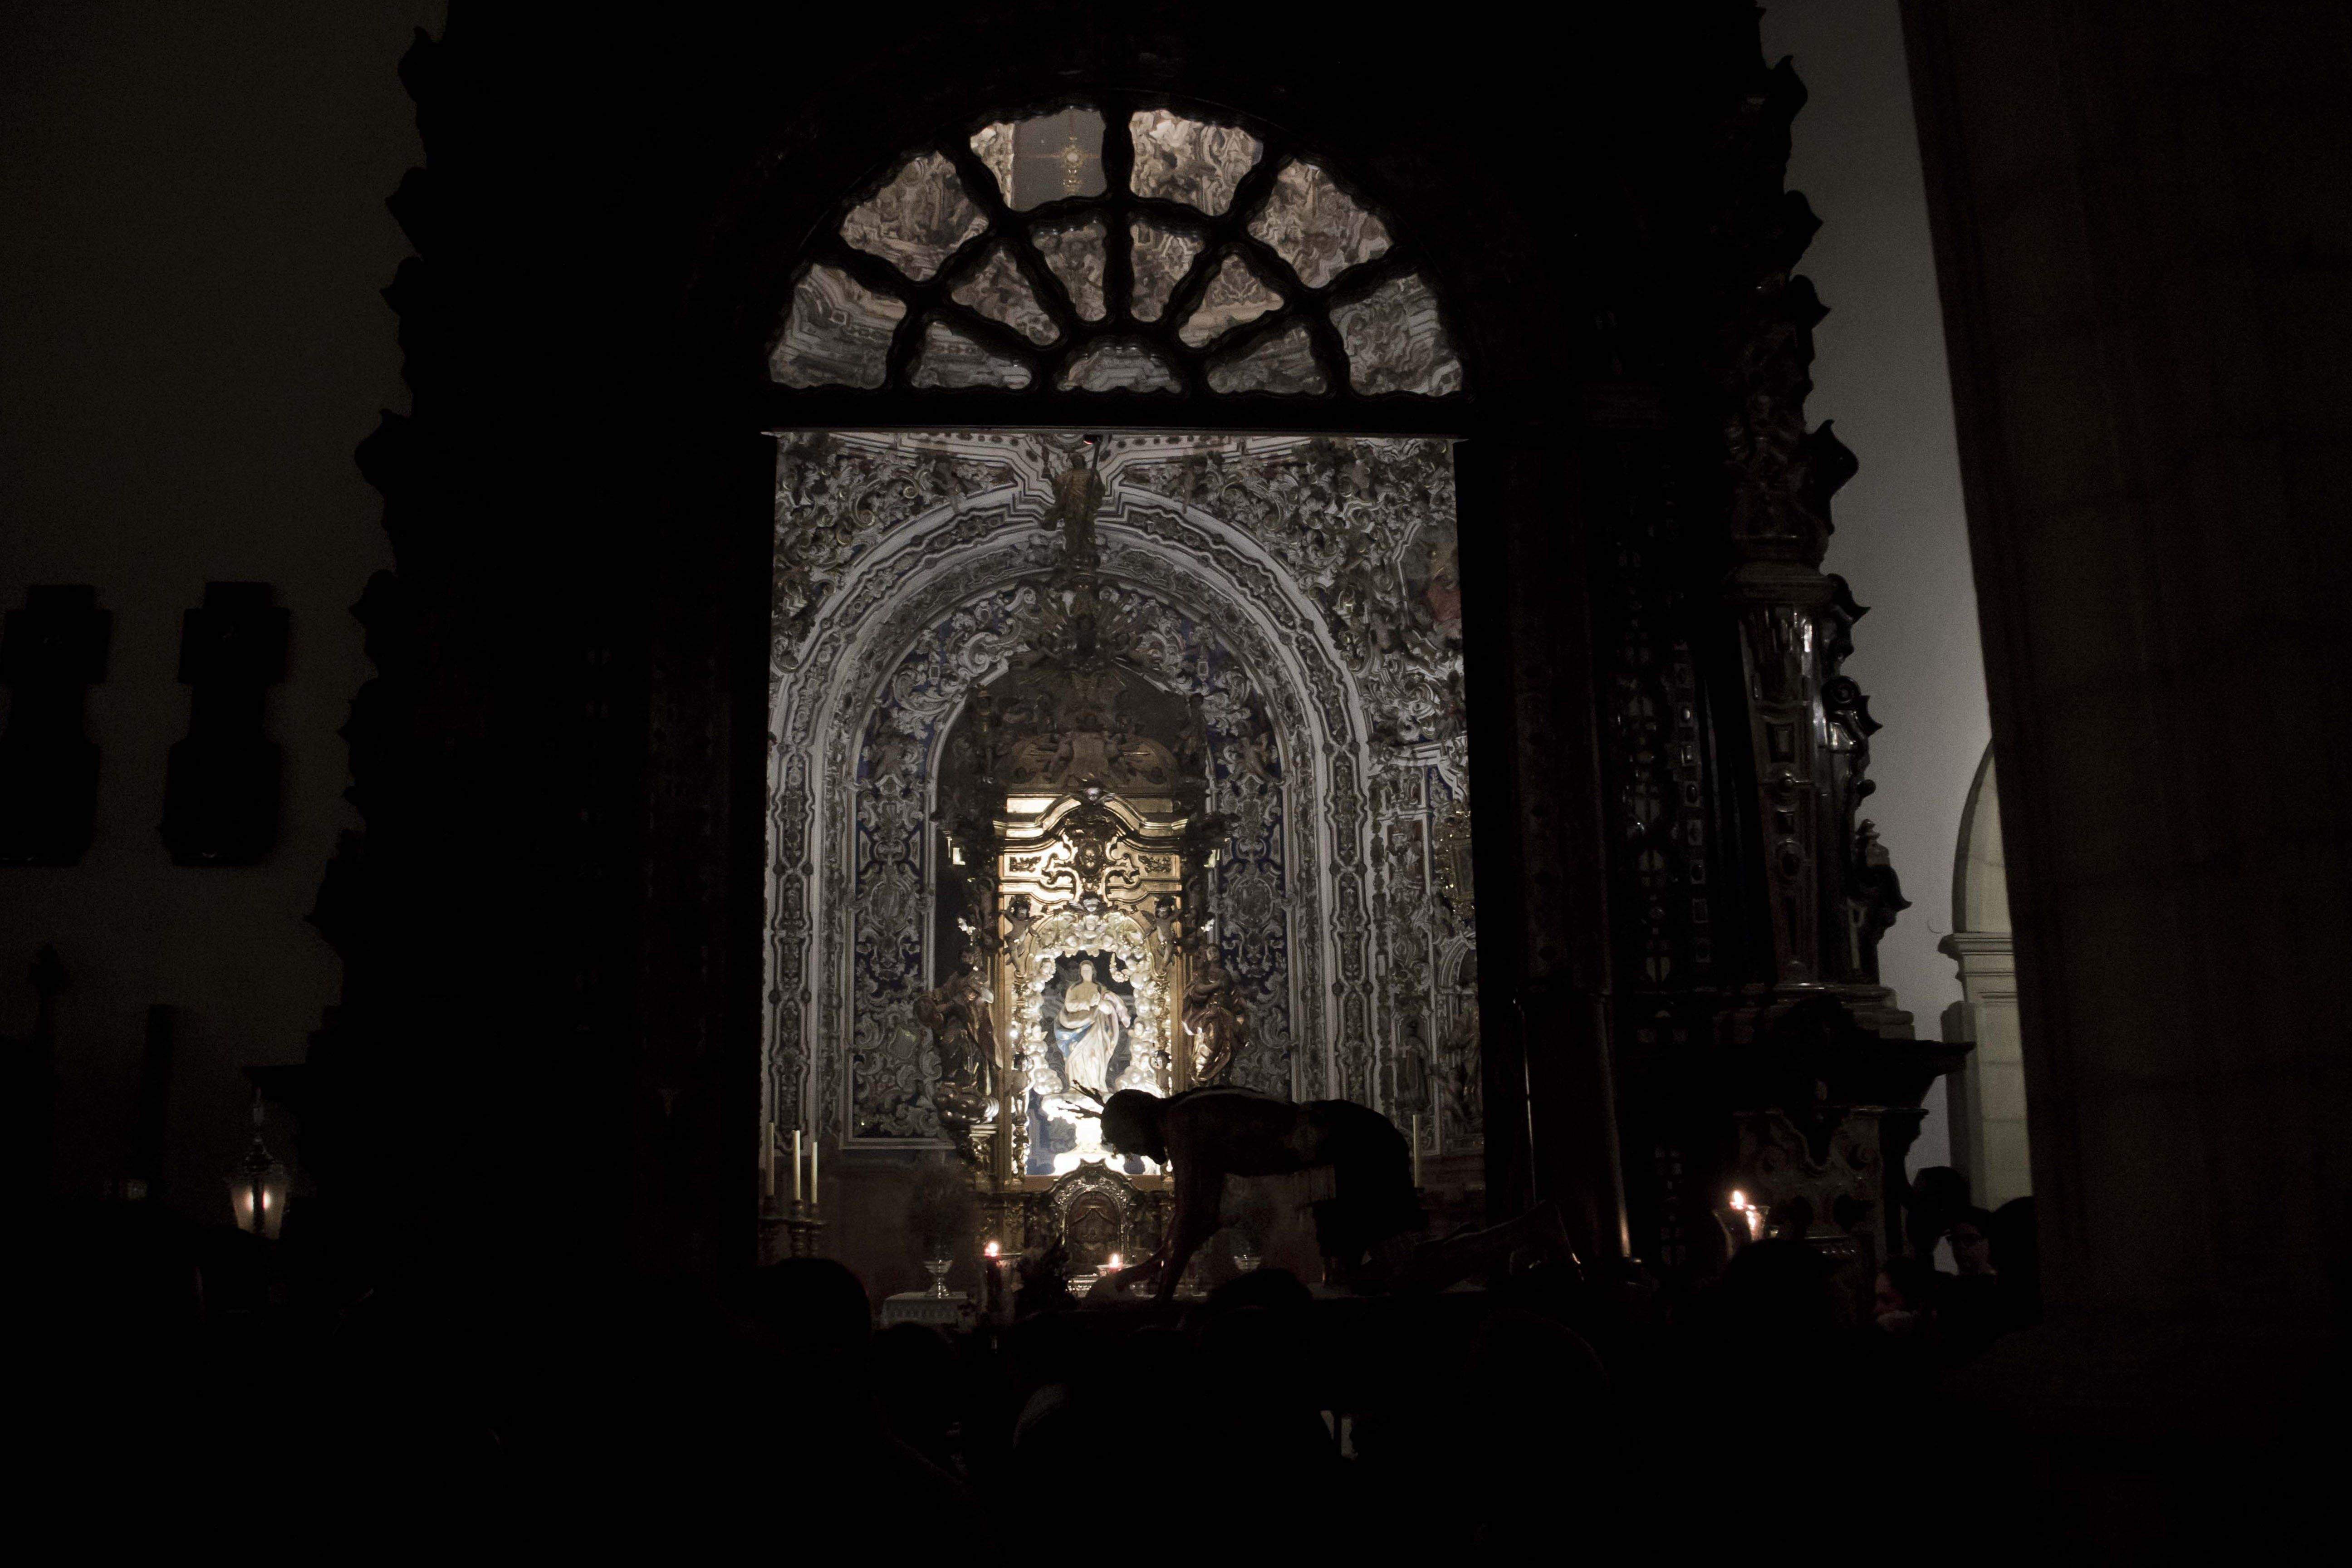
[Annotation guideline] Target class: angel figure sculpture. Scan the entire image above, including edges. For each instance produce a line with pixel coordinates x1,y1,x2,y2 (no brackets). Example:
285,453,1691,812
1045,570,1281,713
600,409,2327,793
1038,436,1107,569
915,965,1001,1158
1181,956,1251,1087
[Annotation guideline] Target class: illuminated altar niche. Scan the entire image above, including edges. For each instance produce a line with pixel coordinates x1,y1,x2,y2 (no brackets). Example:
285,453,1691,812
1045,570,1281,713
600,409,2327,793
994,800,1185,1177
760,430,1481,1295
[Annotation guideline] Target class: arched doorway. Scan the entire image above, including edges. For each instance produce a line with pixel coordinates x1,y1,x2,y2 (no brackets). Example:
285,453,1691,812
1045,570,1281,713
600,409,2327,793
753,101,1486,1293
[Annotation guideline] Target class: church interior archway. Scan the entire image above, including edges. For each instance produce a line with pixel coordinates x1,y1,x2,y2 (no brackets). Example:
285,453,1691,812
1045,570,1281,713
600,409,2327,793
753,92,1492,1296
764,430,1477,1291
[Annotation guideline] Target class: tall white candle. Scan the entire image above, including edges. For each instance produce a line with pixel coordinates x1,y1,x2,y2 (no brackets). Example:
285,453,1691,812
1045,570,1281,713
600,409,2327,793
1411,1114,1424,1189
792,1129,803,1204
809,1138,819,1210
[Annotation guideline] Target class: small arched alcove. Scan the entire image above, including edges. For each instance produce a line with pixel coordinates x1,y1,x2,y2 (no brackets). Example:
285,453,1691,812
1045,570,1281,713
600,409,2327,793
1940,744,2027,1207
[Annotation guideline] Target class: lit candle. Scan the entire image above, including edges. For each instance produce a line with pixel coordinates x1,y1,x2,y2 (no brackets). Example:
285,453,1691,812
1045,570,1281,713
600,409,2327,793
792,1129,803,1204
1105,1252,1122,1272
808,1137,818,1210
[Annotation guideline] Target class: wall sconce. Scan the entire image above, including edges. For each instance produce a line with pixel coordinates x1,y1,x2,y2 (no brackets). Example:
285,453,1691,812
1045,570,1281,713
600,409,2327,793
226,1092,288,1240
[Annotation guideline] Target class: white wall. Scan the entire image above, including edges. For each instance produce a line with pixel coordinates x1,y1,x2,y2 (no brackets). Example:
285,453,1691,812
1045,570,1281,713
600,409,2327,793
1760,1,1989,1172
0,1,441,1216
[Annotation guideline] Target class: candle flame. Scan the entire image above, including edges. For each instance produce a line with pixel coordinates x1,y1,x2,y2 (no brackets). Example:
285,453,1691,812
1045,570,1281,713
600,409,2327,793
1105,1253,1123,1272
1728,1189,1765,1242
983,1240,1001,1259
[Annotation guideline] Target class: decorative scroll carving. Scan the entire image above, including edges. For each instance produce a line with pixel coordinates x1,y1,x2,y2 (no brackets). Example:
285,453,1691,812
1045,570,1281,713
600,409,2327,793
771,435,1015,669
772,265,906,390
839,151,986,282
0,587,110,867
1177,253,1284,348
909,318,1031,390
1044,1161,1157,1273
950,244,1058,345
1208,323,1327,395
1707,57,1904,1028
1130,219,1205,322
1247,159,1391,288
1127,110,1259,216
1332,274,1462,396
1032,217,1107,321
767,433,1475,1152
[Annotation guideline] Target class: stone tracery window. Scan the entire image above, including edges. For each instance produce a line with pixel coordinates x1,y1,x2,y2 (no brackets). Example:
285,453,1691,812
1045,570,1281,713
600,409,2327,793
770,103,1465,399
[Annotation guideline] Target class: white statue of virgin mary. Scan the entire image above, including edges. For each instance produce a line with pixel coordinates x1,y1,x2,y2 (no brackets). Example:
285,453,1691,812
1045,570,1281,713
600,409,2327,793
1051,958,1130,1098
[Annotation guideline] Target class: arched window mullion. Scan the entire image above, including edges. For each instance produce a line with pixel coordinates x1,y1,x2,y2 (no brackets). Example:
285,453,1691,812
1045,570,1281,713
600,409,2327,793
1221,230,1351,392
1215,134,1293,237
939,139,1088,345
770,105,1467,407
1100,89,1138,328
808,235,926,385
1322,247,1419,300
1190,300,1312,363
927,297,1051,371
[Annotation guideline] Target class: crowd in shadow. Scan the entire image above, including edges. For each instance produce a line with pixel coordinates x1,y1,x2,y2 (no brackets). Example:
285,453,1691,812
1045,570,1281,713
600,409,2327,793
19,1166,2051,1553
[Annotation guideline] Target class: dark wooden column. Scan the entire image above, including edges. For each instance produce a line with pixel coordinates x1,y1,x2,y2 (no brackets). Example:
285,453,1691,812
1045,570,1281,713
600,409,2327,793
1463,430,1629,1261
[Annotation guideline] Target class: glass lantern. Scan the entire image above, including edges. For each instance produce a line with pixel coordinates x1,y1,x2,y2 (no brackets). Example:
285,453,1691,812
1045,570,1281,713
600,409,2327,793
226,1094,289,1240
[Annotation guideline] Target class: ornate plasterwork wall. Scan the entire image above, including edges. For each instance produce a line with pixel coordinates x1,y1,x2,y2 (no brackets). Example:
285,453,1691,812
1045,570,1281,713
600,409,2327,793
765,431,1473,1147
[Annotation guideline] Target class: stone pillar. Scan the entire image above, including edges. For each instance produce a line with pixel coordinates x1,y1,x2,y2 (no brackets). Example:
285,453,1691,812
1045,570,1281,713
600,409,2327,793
1941,747,2026,1206
1907,0,2352,1530
1940,930,2025,1208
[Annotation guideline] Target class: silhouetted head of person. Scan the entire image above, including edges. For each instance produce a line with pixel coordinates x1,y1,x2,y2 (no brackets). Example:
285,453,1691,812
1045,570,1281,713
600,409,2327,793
1948,1207,1997,1277
1875,1255,1940,1328
1989,1197,2035,1266
1911,1166,1970,1221
1100,1090,1166,1162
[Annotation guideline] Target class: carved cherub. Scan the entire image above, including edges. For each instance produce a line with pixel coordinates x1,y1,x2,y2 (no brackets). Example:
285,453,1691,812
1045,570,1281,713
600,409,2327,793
1001,892,1039,949
1149,893,1183,955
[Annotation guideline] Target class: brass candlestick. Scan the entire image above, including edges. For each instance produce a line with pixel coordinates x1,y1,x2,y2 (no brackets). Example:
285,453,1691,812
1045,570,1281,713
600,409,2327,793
759,1197,828,1262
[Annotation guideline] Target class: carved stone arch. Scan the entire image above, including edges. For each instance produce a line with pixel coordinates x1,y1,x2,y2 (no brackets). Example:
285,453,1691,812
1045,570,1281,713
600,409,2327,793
765,444,1391,1141
1941,744,2024,1206
1951,744,2009,936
